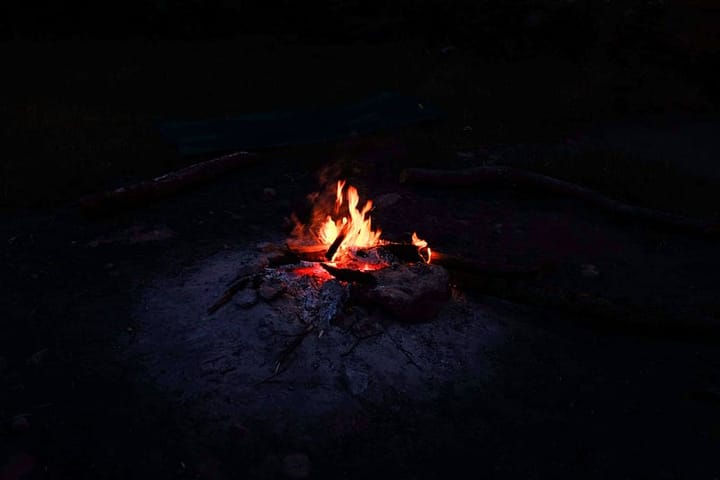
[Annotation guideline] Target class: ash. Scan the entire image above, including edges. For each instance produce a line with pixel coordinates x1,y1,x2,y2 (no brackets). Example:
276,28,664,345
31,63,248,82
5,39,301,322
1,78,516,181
123,246,506,433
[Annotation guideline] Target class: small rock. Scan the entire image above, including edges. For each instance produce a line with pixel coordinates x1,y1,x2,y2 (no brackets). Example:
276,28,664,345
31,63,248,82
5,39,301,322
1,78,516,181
10,415,30,432
581,264,600,278
263,187,277,200
344,367,369,396
281,453,311,479
259,279,286,301
233,289,258,309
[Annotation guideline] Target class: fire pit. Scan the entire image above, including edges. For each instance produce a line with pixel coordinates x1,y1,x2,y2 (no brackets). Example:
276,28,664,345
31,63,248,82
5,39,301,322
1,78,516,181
206,180,450,324
122,179,507,432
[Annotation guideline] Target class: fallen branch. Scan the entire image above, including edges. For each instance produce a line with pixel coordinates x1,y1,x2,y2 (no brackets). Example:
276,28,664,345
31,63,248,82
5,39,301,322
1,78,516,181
431,251,544,277
387,332,422,370
255,325,316,385
341,331,384,357
401,166,720,236
208,273,262,314
456,273,720,338
80,151,257,217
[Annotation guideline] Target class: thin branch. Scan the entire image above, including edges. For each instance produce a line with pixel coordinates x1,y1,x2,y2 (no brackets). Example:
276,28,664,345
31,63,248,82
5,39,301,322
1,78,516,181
387,332,422,370
341,331,384,357
255,325,316,386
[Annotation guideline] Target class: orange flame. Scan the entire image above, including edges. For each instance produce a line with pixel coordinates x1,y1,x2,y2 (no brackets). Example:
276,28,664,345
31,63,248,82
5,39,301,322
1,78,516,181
412,232,432,264
292,180,431,266
319,181,382,261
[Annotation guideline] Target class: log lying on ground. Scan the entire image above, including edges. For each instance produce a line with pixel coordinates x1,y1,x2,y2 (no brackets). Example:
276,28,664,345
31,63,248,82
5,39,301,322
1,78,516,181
431,252,544,277
455,274,720,339
401,166,720,236
80,151,257,217
287,241,545,277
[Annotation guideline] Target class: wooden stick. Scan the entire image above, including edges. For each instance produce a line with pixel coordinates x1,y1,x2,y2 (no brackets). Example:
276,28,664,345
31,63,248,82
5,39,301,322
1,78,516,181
401,166,720,236
325,223,351,260
80,151,257,217
207,273,261,314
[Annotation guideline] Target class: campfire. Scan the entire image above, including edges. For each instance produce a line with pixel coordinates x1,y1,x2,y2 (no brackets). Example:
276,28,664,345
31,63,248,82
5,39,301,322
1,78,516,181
287,180,431,270
208,180,449,324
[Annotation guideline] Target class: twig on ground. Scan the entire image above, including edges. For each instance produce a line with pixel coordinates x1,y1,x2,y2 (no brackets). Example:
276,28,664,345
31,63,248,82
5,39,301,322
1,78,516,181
207,273,261,314
387,332,422,370
341,331,384,357
255,325,316,385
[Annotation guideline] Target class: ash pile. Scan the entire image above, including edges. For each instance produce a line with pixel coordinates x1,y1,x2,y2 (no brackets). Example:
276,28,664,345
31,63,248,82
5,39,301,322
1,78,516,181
124,242,505,431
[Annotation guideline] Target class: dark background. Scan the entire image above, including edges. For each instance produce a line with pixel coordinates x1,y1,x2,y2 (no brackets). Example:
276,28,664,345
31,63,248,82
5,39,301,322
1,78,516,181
2,1,720,479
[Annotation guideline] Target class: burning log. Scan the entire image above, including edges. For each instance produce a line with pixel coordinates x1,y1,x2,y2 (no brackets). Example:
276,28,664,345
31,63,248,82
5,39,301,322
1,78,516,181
80,151,257,217
285,243,328,263
325,222,351,261
401,166,720,236
320,263,377,285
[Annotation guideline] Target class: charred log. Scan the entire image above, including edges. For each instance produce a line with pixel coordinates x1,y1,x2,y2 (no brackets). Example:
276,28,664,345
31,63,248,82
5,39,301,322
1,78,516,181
401,166,720,236
431,252,544,277
80,151,257,217
379,243,423,262
325,223,351,261
320,263,377,285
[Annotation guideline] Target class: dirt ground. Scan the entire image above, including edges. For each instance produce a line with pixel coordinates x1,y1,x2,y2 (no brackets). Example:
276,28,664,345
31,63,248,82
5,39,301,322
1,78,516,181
3,16,720,479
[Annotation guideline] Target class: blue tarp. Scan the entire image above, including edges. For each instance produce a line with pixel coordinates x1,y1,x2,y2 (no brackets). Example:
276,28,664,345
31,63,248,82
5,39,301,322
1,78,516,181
158,92,443,156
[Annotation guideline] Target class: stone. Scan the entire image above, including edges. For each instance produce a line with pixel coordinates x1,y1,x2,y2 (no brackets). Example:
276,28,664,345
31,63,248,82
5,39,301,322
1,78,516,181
355,263,450,322
281,453,311,479
233,289,258,309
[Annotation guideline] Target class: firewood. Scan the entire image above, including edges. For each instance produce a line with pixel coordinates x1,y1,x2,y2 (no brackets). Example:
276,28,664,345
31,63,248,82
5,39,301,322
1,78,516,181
455,274,720,338
320,263,377,285
431,252,544,277
285,243,328,262
379,243,423,262
401,166,720,236
325,223,351,260
80,151,257,217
